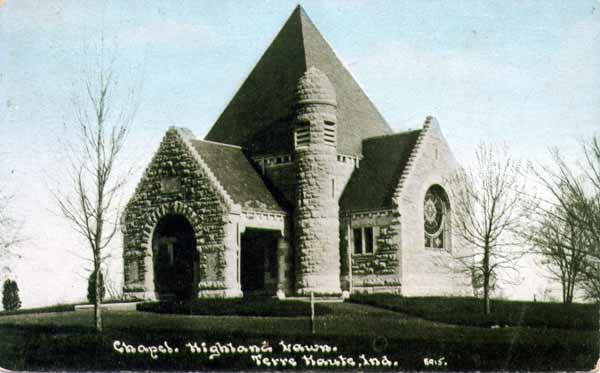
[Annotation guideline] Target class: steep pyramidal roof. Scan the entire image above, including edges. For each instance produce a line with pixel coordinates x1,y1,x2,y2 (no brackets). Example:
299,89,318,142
205,5,392,156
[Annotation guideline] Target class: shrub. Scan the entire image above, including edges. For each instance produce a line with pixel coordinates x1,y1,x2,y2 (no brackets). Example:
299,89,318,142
0,303,75,316
349,294,597,330
137,298,333,317
2,279,21,312
87,271,105,304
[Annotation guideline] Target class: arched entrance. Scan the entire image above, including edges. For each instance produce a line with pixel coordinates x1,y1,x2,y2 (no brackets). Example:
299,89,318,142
152,214,198,301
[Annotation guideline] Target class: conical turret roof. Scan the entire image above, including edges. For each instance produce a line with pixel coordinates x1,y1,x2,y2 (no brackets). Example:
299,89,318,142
295,66,337,107
205,5,392,156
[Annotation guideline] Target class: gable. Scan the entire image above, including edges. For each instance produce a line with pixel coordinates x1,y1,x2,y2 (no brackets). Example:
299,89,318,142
393,117,459,210
123,128,230,235
125,128,284,220
204,6,392,156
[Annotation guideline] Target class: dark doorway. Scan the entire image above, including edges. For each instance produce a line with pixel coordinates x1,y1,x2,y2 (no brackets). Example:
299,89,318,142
152,214,197,301
240,229,279,294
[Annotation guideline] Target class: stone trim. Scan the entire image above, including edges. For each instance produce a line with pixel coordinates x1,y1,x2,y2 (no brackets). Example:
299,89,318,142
336,153,361,168
392,116,437,208
252,154,294,175
340,208,396,218
198,280,227,290
242,209,286,221
139,201,203,246
240,209,287,237
197,139,243,149
252,153,361,171
352,275,402,288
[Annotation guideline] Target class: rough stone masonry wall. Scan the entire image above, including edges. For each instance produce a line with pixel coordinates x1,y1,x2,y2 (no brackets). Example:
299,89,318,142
394,119,471,296
294,112,341,295
122,128,228,299
260,153,354,207
339,212,402,293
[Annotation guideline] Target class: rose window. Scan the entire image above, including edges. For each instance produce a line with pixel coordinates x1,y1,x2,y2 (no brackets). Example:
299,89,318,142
424,187,448,249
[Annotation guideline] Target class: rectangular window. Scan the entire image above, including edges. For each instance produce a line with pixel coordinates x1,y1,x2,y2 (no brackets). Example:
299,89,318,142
364,227,374,253
353,228,363,254
352,226,377,255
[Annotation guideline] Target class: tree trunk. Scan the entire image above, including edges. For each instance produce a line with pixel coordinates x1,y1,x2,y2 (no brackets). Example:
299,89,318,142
94,136,104,333
483,245,491,315
94,257,103,333
569,275,576,303
483,274,491,315
597,299,600,363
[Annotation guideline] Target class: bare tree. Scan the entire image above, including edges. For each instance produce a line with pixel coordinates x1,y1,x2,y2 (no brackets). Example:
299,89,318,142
449,143,528,314
102,264,123,301
0,164,23,261
52,39,138,332
532,139,600,301
524,199,588,304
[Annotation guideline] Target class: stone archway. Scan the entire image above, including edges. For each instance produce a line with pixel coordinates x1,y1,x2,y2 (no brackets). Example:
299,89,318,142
152,214,198,301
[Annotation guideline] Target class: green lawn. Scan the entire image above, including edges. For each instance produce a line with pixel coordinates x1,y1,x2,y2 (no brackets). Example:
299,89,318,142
349,294,598,330
0,299,596,371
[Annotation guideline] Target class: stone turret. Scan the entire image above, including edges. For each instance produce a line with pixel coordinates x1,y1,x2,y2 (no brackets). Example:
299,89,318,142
293,67,341,295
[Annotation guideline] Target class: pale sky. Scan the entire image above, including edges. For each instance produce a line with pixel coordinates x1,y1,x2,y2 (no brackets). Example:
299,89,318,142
1,0,599,307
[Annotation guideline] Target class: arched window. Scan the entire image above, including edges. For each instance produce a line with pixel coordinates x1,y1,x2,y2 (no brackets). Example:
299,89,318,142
424,185,449,249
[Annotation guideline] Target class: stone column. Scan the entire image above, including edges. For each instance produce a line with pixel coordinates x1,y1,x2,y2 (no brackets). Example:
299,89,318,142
276,235,290,299
143,243,158,300
221,218,242,297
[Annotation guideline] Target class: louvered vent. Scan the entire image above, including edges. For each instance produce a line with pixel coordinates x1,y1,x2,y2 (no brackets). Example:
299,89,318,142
295,121,310,148
324,120,336,146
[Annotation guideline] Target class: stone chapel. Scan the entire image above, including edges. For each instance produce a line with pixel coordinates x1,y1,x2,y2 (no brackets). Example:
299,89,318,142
122,6,471,300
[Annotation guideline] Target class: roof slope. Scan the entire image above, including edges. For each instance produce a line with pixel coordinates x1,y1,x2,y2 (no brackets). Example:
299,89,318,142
339,130,422,212
205,5,392,156
190,140,283,212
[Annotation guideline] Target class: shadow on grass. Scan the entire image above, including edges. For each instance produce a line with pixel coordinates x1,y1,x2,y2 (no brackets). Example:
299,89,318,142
137,298,334,317
0,308,596,371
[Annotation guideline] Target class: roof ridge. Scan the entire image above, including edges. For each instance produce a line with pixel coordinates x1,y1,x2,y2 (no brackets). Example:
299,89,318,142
299,9,391,133
298,5,309,69
363,129,422,142
206,6,307,144
193,139,244,150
